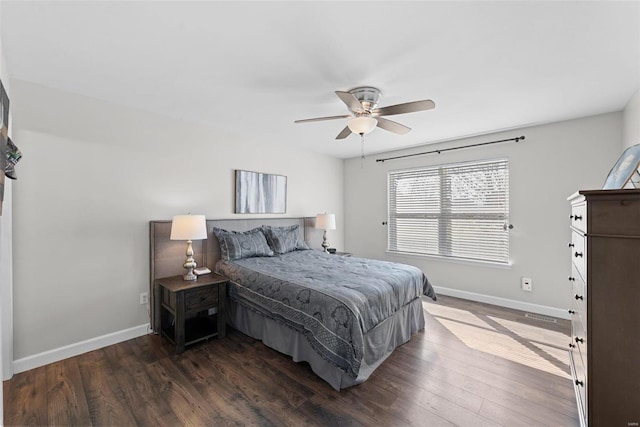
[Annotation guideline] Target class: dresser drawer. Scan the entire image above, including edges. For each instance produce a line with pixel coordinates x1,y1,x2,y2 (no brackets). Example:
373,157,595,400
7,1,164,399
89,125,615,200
570,231,586,281
570,347,587,422
570,264,587,324
185,286,219,312
570,201,587,233
571,313,587,351
588,196,640,236
570,309,588,419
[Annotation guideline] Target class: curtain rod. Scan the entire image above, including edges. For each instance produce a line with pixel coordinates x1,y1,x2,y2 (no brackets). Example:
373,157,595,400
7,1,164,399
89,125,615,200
375,135,526,163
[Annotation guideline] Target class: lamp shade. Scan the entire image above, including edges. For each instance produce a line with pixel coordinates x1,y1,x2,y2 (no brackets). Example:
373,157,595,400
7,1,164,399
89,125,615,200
170,214,207,240
315,213,336,230
347,116,378,135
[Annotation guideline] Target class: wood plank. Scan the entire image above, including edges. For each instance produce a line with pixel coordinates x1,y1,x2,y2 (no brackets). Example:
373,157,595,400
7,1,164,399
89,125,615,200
104,339,182,427
3,367,47,426
209,335,315,409
175,345,271,426
478,399,543,427
194,342,312,425
143,356,221,426
76,349,139,426
45,358,91,426
380,340,579,425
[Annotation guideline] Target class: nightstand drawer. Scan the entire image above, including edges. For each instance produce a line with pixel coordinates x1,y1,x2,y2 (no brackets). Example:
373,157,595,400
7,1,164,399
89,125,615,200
185,286,219,312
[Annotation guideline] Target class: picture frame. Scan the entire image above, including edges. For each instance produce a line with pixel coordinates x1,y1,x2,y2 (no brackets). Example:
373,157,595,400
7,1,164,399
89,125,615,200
234,169,287,214
603,144,640,189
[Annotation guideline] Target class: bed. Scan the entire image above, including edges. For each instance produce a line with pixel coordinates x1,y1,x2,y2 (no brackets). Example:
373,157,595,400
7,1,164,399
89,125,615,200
149,217,436,390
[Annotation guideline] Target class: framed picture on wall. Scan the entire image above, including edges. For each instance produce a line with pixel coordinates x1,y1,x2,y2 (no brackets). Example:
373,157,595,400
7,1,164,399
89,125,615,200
234,169,287,214
603,144,640,189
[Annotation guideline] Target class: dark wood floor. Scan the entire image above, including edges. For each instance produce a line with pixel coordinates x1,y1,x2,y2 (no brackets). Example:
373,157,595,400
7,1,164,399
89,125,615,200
4,295,579,426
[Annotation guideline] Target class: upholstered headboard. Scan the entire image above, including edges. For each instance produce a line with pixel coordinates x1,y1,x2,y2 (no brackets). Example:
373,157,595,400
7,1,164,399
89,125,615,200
149,217,321,331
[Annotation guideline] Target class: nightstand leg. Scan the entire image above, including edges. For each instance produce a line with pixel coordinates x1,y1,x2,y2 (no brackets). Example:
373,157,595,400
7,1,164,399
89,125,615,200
175,292,186,354
218,285,226,339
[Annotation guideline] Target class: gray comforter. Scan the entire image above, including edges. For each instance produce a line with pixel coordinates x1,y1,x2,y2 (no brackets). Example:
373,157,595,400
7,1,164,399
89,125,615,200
216,249,436,379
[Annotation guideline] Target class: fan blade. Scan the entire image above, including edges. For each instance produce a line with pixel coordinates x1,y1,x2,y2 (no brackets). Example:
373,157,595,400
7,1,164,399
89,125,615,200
372,99,435,117
377,117,411,135
336,126,352,140
295,114,350,124
335,91,363,112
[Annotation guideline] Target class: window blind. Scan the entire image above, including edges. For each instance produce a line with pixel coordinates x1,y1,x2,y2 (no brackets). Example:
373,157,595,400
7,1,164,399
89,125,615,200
388,158,509,264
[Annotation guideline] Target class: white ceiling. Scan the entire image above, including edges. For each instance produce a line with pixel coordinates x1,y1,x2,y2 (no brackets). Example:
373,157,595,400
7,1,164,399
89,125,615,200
1,1,639,159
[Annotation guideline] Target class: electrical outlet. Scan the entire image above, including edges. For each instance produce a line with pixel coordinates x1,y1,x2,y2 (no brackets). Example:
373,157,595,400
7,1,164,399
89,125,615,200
208,307,218,316
139,292,149,305
521,277,532,292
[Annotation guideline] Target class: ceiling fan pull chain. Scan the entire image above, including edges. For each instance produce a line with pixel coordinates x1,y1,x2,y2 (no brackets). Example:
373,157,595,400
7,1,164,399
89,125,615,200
360,133,366,168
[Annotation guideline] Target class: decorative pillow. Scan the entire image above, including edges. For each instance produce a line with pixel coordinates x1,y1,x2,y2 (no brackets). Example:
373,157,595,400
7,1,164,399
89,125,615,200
261,225,310,254
212,227,274,261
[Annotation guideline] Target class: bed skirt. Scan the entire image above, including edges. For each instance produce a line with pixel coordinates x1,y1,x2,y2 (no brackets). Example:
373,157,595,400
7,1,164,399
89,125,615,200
227,295,426,391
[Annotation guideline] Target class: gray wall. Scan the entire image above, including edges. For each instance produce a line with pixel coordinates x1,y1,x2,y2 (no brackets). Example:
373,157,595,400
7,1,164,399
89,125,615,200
344,113,622,311
10,80,345,360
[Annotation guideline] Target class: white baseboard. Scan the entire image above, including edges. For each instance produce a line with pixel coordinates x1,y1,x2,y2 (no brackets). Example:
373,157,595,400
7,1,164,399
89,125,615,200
12,323,151,375
433,286,570,320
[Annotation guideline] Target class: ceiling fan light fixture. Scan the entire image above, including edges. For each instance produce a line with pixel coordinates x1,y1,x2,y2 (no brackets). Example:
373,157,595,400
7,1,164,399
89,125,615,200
348,116,378,135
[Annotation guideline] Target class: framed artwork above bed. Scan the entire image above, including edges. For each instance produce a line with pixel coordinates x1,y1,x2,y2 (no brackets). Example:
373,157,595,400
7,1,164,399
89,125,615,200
235,169,287,214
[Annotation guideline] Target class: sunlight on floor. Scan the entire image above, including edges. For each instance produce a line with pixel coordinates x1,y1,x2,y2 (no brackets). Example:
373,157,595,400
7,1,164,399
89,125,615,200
424,302,571,379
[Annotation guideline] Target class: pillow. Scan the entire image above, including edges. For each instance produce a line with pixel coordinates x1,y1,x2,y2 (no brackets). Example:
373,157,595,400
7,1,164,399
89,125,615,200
261,224,310,254
212,227,274,261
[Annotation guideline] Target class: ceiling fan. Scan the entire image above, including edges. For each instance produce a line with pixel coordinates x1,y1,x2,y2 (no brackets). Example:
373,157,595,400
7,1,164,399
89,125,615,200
295,86,435,140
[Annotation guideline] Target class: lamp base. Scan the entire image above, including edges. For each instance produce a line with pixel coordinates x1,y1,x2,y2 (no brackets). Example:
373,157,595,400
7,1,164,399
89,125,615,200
182,239,198,281
321,230,330,253
183,271,197,281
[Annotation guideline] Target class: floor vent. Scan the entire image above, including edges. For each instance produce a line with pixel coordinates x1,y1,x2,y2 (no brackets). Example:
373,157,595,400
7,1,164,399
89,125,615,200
525,313,558,324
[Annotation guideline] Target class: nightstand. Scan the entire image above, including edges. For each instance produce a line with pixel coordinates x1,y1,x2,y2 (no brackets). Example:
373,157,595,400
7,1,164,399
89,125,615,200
155,273,228,353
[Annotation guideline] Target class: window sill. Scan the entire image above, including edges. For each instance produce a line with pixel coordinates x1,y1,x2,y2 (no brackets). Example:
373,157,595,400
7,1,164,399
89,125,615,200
385,250,512,269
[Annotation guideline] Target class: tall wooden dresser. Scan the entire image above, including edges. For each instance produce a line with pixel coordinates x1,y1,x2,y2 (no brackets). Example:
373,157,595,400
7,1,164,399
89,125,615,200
567,189,640,427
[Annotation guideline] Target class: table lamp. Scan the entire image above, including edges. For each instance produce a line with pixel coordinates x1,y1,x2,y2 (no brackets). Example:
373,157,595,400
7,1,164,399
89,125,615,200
315,213,336,252
170,214,207,280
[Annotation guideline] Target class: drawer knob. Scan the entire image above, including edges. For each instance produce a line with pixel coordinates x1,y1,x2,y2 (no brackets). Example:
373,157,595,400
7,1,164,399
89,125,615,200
574,294,583,300
575,337,584,343
574,215,582,221
569,343,575,348
568,276,575,282
574,252,583,258
568,309,575,314
575,379,584,387
568,243,575,248
569,215,574,220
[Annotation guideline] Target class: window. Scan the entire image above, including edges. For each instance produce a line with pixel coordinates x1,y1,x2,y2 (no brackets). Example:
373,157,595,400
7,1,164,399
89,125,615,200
388,158,509,264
